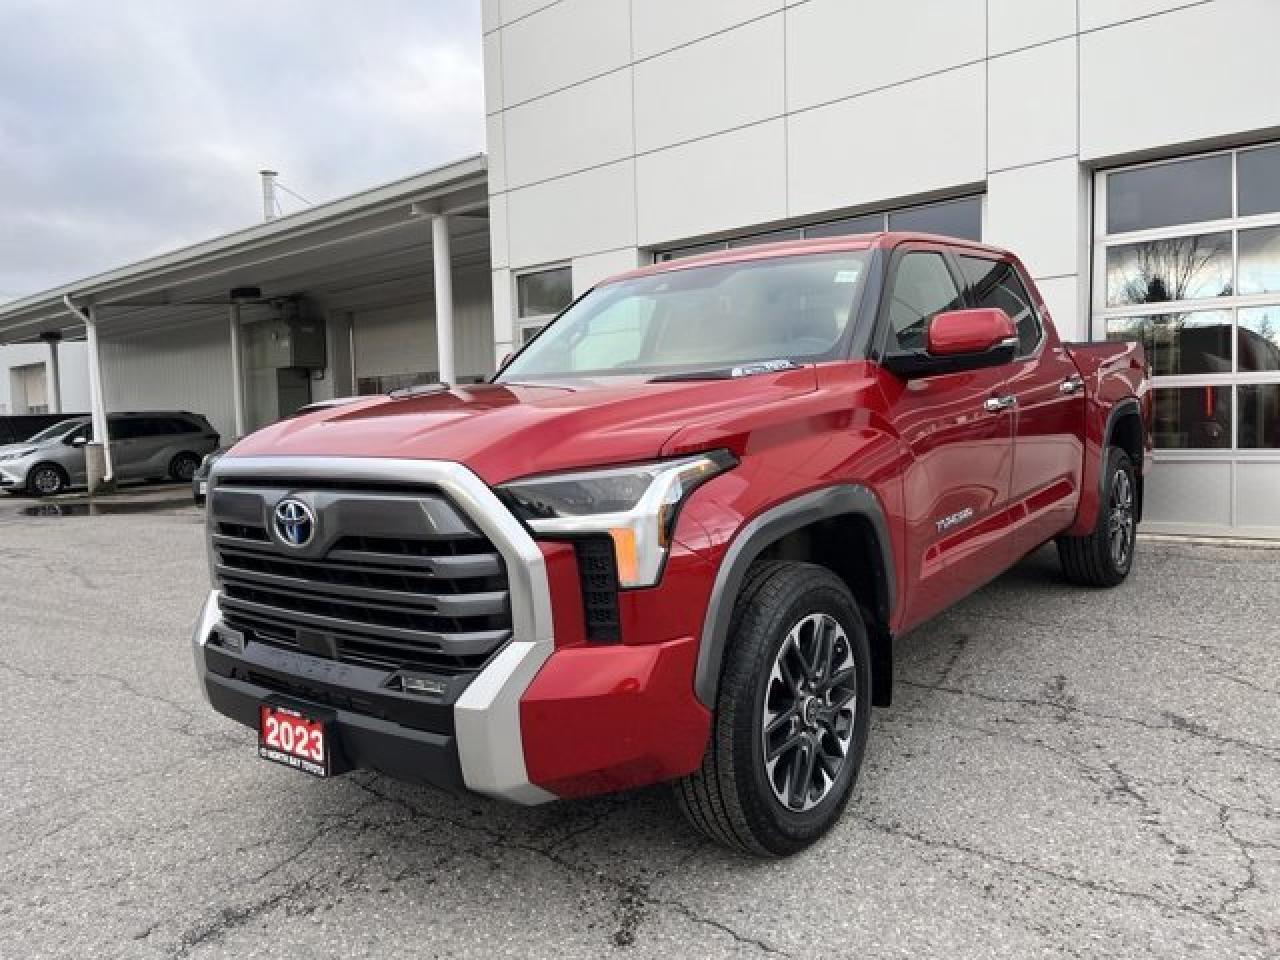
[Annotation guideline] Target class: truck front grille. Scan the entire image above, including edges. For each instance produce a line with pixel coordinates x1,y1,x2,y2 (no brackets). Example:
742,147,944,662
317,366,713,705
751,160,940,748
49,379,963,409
209,483,512,673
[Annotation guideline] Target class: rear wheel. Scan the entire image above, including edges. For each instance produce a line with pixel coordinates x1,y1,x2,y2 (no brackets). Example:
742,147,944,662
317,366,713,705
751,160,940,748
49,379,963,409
675,563,872,856
26,463,68,497
1057,446,1137,587
168,452,201,483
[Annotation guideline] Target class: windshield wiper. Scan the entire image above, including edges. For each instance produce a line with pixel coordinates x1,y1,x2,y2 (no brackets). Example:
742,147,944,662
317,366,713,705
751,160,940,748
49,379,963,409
649,359,800,382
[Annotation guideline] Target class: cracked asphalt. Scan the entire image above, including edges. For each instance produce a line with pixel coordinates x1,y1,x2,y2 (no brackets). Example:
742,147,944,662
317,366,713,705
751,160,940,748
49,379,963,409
1,505,1278,959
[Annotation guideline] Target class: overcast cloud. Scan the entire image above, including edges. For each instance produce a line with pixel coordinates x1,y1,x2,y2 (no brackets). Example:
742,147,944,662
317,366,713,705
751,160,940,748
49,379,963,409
0,0,484,302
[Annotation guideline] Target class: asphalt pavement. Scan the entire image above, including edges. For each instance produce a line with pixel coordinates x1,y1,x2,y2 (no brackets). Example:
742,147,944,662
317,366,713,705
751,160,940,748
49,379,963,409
1,504,1277,959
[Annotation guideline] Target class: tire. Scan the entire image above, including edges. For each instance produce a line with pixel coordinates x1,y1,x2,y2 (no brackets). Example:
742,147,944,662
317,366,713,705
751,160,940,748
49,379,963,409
168,452,201,483
675,563,872,857
26,463,68,497
1057,446,1137,587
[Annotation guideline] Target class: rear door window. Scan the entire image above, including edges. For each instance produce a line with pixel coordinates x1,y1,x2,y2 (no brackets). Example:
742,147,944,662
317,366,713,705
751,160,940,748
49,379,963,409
959,256,1042,356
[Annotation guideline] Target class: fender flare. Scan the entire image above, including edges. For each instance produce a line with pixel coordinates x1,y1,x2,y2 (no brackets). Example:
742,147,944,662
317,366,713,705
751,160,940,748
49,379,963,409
1101,397,1143,510
694,485,895,708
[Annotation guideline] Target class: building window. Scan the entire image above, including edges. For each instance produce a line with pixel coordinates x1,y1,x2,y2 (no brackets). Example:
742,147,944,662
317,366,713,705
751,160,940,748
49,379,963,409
516,265,573,342
654,196,982,262
1095,142,1280,452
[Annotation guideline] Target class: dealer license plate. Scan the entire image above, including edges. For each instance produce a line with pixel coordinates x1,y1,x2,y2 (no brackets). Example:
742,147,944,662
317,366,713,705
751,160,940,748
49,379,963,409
258,703,329,777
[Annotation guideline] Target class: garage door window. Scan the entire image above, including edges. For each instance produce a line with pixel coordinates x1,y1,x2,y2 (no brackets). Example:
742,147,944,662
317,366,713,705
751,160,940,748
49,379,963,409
1095,143,1280,451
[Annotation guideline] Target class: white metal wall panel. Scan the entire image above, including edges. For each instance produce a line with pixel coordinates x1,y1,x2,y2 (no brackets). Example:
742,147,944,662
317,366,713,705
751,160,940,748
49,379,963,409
786,65,986,219
353,270,495,384
785,0,985,112
633,15,783,154
632,0,781,60
503,70,634,189
99,319,236,441
1081,0,1280,162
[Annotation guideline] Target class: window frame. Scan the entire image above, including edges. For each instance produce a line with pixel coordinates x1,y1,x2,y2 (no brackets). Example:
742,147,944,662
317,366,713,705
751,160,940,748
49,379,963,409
872,243,969,362
1093,141,1280,458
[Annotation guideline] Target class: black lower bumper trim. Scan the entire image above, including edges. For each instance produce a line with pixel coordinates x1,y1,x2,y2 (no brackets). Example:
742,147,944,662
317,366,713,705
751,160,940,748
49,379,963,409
203,669,466,793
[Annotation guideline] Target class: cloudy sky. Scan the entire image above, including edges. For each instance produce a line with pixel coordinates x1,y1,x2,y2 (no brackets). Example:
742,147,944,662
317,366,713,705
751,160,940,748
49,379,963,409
0,0,484,302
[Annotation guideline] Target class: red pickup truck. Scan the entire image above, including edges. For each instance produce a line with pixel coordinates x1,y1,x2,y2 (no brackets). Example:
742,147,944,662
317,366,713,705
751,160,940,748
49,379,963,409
193,233,1151,856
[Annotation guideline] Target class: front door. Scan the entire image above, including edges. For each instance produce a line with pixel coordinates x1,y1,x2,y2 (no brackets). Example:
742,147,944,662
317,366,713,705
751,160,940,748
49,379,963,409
875,247,1016,628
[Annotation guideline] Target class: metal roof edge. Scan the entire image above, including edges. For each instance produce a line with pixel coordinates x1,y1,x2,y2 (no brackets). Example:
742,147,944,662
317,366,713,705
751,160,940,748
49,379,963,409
0,153,488,326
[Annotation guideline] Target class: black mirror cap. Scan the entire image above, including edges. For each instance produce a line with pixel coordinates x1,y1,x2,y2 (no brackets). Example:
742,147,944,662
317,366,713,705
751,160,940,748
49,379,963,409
880,342,1016,379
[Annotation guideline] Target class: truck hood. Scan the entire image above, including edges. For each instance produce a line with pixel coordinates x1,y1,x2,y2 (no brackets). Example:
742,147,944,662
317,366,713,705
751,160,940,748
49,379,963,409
228,367,819,485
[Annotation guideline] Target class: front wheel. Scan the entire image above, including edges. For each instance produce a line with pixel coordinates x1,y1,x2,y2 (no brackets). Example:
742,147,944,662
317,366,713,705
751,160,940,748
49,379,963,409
26,464,68,497
1057,446,1137,587
675,563,872,857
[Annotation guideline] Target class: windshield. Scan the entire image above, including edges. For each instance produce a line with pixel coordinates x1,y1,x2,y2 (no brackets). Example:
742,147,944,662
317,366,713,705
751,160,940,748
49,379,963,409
498,251,871,380
23,419,87,443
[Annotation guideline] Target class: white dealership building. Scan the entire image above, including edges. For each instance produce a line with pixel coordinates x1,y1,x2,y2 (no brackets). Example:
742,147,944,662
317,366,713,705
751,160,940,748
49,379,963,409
3,0,1279,536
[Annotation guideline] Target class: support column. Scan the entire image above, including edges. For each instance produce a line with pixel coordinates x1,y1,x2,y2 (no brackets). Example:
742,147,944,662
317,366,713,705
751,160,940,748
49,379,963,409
39,331,62,414
229,302,246,438
431,214,455,385
84,306,114,490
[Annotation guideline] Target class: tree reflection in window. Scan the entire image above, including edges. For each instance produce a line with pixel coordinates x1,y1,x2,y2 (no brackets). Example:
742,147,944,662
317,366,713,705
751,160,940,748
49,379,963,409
1106,233,1232,306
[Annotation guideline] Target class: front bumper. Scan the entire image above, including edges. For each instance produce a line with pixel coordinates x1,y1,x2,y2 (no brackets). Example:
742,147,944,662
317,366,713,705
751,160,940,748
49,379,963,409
193,588,711,801
0,460,31,488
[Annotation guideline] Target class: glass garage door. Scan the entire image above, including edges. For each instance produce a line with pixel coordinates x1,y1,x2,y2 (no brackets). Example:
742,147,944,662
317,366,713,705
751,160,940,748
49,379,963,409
1094,144,1280,536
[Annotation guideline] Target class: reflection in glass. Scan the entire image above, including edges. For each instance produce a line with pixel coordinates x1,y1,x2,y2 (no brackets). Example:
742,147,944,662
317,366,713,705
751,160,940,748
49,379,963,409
1238,385,1280,448
887,197,982,241
1152,385,1232,449
517,268,573,318
1106,312,1231,377
1238,226,1280,295
728,228,804,248
1238,144,1280,217
806,214,884,239
1106,154,1231,234
1105,233,1232,306
1238,307,1280,372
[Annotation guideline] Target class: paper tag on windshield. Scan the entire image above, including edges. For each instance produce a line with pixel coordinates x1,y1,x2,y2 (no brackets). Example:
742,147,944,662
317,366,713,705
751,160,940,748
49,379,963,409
833,269,861,284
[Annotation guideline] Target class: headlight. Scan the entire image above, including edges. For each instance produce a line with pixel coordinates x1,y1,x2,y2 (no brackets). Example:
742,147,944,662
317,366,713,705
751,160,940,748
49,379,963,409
0,448,36,463
497,451,736,587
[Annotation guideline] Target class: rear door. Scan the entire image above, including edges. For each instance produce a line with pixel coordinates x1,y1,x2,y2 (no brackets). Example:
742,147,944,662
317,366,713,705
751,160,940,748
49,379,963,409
957,254,1085,556
109,416,156,479
875,244,1016,626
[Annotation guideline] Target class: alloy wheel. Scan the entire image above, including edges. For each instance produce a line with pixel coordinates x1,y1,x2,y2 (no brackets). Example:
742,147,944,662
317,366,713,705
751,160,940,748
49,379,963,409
761,612,857,812
1109,468,1135,569
32,467,62,496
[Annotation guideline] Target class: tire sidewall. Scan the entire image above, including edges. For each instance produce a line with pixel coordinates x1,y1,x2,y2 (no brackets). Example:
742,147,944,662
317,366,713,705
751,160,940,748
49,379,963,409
1104,449,1136,579
730,569,872,851
28,464,66,497
170,453,200,482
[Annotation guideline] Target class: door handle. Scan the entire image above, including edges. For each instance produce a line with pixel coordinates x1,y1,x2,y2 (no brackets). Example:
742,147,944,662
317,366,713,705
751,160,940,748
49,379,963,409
1059,376,1084,395
983,395,1016,413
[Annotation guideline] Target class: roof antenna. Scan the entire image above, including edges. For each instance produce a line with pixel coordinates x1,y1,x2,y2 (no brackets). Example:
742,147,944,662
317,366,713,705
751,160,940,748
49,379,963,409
259,169,278,222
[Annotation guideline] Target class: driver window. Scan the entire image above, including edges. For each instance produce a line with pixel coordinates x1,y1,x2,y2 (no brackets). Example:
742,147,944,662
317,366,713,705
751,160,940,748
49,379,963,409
885,252,963,354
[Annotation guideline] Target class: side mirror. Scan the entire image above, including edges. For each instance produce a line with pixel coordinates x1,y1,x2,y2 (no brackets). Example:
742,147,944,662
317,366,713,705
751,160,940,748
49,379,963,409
882,308,1017,378
70,435,89,447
